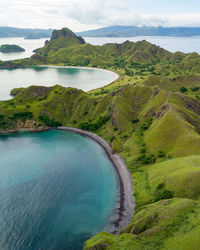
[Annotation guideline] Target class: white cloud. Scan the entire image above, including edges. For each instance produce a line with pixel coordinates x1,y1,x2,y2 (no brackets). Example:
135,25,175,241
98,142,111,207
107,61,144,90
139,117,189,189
0,0,199,31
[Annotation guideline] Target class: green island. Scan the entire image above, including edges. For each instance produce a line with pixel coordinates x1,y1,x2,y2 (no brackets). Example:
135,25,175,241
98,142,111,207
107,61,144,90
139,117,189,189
0,44,25,53
1,27,200,249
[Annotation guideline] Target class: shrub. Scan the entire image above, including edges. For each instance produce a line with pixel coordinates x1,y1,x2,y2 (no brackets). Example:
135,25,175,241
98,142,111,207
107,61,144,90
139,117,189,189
0,121,7,129
132,118,139,123
79,115,110,132
109,136,115,142
195,95,200,100
155,190,174,202
191,87,199,92
140,117,153,131
157,150,166,158
137,153,156,164
140,147,146,153
38,114,62,127
154,183,174,202
156,183,165,190
11,112,33,121
180,86,188,93
113,126,118,131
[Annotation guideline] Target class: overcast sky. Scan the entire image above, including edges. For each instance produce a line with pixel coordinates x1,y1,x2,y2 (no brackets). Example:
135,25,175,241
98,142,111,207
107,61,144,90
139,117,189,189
0,0,200,31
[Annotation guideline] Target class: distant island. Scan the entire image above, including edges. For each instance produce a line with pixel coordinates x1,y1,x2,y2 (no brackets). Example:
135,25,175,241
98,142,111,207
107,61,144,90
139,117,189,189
24,33,53,40
77,25,200,37
0,26,53,38
0,44,25,53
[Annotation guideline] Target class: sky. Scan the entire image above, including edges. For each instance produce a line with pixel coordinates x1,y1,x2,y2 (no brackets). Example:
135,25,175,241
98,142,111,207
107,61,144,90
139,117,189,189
0,0,200,31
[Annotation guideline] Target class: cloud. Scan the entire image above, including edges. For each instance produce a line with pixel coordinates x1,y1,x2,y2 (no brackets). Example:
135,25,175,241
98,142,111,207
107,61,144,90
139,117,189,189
0,0,200,30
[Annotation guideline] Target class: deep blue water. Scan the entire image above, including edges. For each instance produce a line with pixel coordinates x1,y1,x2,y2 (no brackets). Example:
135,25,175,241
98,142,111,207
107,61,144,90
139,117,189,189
0,130,118,250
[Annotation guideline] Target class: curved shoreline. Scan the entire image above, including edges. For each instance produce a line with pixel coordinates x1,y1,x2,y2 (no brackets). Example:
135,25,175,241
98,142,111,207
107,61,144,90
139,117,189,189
36,65,119,89
57,126,135,233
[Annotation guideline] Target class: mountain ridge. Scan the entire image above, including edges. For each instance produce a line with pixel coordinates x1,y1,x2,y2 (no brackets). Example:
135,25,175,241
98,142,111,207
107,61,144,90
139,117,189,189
0,26,53,38
1,26,200,249
77,25,200,37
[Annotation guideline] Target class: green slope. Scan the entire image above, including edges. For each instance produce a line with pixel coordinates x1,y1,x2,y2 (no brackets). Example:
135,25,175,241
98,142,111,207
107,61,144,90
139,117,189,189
1,84,200,249
1,27,200,249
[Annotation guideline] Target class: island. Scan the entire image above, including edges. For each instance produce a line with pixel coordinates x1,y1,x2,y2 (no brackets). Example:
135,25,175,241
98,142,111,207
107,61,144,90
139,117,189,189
24,33,51,40
1,27,200,249
0,44,25,53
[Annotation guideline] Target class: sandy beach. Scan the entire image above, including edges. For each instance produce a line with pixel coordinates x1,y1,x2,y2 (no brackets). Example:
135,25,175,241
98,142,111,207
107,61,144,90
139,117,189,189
57,126,135,233
37,65,119,88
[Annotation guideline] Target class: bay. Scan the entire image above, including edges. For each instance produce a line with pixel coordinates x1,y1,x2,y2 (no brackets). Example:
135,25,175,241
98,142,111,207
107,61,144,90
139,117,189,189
0,130,118,250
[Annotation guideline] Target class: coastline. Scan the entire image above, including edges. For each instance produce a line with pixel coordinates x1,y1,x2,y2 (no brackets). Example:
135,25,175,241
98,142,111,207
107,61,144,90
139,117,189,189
57,126,135,233
36,65,119,88
0,125,134,233
0,126,49,135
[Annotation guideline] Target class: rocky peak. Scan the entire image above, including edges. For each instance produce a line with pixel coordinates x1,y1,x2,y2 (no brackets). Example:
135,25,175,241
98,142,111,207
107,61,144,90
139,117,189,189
51,27,85,44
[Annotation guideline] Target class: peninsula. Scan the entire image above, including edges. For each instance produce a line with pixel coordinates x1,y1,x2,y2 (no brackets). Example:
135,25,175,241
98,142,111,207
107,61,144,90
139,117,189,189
1,27,200,249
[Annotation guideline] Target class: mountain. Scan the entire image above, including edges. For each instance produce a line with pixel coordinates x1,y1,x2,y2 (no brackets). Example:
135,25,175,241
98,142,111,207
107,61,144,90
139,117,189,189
77,26,200,37
30,27,172,65
1,26,200,249
33,27,86,59
2,83,200,249
0,26,53,38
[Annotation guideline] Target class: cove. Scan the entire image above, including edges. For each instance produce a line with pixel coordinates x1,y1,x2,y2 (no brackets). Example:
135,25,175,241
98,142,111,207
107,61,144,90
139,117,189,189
0,130,119,250
0,66,118,100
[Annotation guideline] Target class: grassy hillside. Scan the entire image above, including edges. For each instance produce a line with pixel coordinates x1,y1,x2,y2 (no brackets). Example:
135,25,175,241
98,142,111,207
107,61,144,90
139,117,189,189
1,27,199,101
1,83,200,249
1,27,200,249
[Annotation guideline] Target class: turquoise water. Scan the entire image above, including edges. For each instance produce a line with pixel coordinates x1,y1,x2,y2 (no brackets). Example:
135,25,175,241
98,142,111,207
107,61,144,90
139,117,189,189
0,130,118,250
0,66,117,100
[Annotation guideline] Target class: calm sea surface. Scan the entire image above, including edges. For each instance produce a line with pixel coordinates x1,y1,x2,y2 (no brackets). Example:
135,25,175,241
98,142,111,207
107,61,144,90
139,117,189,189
0,130,118,250
0,35,198,249
0,66,117,100
0,37,46,61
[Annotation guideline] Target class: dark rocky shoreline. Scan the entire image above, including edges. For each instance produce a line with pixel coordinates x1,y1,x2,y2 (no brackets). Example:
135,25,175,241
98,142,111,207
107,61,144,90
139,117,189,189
0,126,135,233
57,126,135,233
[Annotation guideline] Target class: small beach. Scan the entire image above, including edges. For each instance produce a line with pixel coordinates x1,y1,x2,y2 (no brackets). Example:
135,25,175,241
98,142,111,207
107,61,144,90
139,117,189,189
0,65,118,100
37,65,119,88
57,126,135,233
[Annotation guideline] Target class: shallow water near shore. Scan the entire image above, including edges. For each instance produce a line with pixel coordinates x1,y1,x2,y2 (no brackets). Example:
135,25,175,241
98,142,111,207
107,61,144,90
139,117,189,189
0,130,118,250
0,66,117,100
